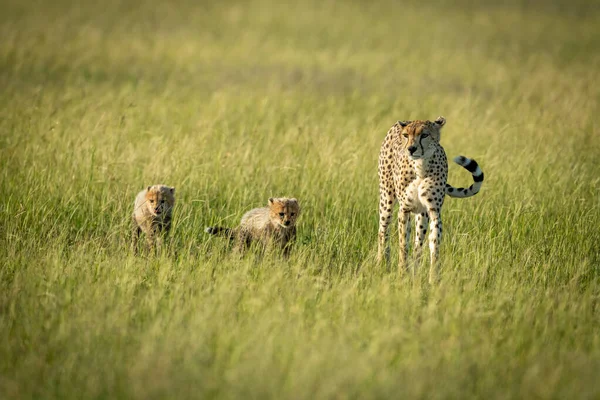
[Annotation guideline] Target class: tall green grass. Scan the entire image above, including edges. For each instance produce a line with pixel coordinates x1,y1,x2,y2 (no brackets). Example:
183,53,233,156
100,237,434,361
1,0,599,398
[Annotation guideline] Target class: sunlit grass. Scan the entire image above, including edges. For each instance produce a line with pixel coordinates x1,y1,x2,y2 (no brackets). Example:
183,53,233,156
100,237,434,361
1,0,599,398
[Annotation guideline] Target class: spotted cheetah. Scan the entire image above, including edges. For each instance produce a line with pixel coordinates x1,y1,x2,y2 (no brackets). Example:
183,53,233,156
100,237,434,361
132,184,175,254
205,197,300,257
377,116,484,282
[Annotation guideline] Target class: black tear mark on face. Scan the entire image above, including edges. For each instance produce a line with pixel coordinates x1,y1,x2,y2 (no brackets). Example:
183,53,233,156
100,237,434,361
418,134,426,155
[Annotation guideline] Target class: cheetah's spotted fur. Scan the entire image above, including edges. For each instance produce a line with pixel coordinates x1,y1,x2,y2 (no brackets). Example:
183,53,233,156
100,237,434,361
377,116,484,282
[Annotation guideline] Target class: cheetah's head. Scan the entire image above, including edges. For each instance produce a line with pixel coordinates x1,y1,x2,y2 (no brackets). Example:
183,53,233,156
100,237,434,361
268,197,300,229
397,116,445,160
145,185,176,217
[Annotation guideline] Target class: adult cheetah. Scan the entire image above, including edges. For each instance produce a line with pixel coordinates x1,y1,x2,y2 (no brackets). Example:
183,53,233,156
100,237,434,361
377,116,484,282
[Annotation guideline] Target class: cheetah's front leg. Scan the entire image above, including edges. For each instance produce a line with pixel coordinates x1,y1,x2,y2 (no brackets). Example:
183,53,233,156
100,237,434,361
146,229,157,255
132,217,141,255
427,209,442,284
155,232,164,255
398,211,410,274
283,226,297,258
377,189,395,265
413,212,429,274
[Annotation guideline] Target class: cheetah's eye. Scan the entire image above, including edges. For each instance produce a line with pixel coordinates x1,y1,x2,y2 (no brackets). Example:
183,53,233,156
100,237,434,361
149,199,155,203
290,213,295,216
279,212,285,217
402,133,408,138
421,134,430,138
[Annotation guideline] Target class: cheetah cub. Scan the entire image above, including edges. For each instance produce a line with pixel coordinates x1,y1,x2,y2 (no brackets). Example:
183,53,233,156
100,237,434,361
132,184,175,253
205,197,300,257
377,117,484,283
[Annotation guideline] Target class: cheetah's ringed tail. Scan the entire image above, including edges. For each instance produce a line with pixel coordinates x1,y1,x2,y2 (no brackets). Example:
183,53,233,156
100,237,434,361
445,155,484,198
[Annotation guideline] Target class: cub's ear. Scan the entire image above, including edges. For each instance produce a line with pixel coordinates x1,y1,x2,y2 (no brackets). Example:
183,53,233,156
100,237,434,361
397,120,410,127
289,198,300,212
434,116,446,127
268,197,275,205
147,186,152,192
169,187,175,194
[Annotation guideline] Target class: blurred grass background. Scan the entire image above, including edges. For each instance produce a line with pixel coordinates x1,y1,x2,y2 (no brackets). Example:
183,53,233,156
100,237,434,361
1,0,599,398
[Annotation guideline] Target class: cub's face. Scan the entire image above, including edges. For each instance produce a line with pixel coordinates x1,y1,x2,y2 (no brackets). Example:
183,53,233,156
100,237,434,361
145,185,176,216
398,116,445,160
268,197,300,228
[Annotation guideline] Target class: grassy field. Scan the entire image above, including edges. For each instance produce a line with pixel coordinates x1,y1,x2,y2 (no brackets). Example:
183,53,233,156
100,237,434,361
1,0,599,398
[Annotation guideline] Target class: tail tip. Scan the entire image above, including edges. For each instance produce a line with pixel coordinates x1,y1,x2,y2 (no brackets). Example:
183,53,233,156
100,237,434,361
205,227,213,234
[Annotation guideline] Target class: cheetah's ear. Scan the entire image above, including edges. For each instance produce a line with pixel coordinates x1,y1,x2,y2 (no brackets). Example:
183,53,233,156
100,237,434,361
169,187,175,194
434,116,446,127
268,197,275,206
397,120,410,127
147,186,152,192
